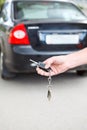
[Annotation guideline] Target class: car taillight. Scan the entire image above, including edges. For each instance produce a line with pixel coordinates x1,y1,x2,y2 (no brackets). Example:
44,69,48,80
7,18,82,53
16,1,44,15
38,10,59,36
8,23,30,45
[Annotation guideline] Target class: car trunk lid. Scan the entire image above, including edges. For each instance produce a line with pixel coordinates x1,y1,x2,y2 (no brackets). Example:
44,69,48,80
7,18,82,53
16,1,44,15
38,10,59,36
23,20,87,51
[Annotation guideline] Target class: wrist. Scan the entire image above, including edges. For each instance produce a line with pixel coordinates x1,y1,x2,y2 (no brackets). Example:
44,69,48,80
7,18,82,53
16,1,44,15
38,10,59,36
66,48,87,69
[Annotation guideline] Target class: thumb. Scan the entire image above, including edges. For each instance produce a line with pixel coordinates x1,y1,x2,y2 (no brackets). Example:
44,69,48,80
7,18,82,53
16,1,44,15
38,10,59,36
44,56,55,69
45,64,51,69
44,60,53,69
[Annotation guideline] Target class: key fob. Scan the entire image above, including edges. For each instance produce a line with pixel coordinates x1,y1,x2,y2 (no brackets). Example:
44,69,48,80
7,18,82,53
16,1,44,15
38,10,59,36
30,59,51,72
38,62,51,72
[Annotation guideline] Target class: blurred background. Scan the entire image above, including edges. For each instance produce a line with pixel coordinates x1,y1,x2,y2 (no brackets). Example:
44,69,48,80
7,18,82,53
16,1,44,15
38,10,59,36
0,0,87,9
0,0,5,9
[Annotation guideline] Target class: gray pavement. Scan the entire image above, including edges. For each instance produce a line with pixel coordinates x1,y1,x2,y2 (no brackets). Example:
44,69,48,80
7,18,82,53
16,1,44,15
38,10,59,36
0,71,87,130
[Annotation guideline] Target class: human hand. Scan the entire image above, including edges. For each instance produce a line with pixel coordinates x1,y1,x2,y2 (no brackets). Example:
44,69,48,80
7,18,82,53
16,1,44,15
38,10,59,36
36,56,70,76
36,48,87,76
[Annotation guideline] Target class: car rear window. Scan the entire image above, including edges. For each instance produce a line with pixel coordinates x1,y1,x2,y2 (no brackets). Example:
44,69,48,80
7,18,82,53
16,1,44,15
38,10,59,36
13,1,86,21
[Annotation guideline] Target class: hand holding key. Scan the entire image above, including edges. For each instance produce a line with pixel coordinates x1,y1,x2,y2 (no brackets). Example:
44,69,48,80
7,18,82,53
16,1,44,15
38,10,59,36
36,56,71,76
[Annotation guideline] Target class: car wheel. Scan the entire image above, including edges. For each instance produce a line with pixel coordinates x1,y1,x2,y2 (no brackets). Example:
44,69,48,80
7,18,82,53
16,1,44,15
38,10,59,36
76,70,86,76
1,52,16,80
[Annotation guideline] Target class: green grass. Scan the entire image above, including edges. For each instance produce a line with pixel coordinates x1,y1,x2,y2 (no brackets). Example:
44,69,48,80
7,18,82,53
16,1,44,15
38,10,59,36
0,0,5,9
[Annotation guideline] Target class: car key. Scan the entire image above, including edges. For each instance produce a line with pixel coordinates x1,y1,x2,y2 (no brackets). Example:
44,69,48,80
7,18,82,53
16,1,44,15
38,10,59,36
30,59,52,101
30,59,51,72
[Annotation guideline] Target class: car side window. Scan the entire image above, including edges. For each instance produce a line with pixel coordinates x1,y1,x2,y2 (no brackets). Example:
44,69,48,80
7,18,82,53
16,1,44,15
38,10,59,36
0,2,9,22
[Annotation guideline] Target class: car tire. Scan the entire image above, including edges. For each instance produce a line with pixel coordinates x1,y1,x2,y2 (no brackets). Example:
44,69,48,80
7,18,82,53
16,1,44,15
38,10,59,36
1,52,16,80
76,70,86,76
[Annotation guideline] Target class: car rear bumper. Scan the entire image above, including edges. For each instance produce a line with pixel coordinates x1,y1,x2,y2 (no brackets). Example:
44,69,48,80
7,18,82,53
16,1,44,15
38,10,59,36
5,45,87,73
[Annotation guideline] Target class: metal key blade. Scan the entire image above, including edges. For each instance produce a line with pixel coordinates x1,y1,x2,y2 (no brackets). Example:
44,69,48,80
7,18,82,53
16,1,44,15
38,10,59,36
30,59,38,66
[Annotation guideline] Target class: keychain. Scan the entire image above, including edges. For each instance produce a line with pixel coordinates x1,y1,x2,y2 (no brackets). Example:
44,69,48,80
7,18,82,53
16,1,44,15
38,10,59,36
30,59,52,101
47,70,52,101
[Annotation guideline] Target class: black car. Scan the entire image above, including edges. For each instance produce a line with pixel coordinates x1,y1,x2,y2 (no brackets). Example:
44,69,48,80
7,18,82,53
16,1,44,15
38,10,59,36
0,0,87,79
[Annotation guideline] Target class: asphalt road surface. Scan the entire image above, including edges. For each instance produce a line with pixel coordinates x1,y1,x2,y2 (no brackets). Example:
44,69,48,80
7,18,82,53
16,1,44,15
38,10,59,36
0,69,87,130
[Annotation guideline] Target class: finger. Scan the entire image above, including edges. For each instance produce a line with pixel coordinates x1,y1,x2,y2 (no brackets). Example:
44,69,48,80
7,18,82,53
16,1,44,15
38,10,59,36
36,67,49,76
36,67,58,76
43,58,55,69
